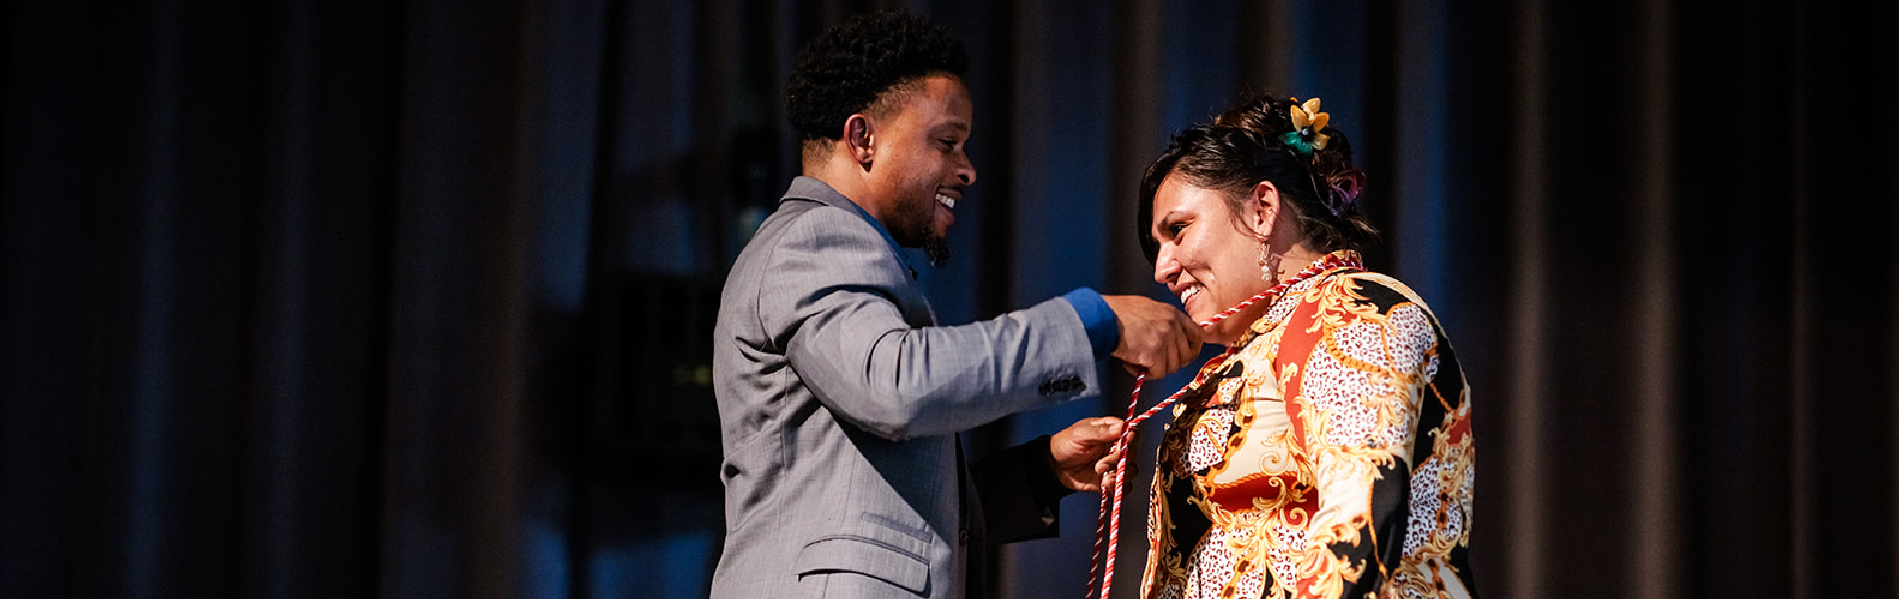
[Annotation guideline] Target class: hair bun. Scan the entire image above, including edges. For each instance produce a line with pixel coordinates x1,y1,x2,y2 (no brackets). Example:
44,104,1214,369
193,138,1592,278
1308,135,1362,217
1324,169,1365,217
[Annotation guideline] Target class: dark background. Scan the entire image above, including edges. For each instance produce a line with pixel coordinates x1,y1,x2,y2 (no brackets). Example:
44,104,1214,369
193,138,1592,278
4,0,1897,598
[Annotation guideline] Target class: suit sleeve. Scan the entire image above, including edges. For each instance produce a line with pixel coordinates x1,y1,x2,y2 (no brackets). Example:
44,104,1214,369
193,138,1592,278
759,207,1102,440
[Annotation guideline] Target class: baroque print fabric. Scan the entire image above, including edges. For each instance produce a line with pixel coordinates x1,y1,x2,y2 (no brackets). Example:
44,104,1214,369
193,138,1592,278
1141,251,1476,599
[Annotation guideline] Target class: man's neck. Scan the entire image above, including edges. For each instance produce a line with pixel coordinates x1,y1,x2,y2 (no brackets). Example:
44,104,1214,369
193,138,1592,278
803,152,885,225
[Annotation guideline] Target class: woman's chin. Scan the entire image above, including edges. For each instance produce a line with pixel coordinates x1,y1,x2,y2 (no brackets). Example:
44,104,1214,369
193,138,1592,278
1182,293,1213,323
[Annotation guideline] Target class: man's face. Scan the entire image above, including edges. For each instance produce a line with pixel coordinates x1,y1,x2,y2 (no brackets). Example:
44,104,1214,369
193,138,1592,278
865,75,977,266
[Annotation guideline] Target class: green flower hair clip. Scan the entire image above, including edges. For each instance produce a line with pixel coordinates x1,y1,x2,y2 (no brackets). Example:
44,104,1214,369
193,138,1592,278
1279,97,1331,156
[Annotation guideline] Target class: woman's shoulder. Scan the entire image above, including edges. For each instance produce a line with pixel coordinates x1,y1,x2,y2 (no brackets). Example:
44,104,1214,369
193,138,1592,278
1315,271,1435,315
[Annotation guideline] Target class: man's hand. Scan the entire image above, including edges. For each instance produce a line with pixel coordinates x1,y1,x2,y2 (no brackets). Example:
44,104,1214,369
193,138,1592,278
1101,295,1202,378
1049,416,1128,492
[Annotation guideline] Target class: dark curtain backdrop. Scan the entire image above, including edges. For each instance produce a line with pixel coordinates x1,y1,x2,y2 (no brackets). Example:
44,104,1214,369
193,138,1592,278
4,1,1896,598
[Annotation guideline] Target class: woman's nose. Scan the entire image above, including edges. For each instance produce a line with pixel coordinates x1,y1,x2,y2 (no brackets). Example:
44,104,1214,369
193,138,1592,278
1153,246,1181,285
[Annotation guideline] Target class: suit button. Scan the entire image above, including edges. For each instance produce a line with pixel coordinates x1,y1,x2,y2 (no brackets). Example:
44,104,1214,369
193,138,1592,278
1038,374,1083,396
959,528,969,546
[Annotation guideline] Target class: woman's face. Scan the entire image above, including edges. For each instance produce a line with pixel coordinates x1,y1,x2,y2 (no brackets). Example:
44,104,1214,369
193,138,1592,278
1149,174,1273,343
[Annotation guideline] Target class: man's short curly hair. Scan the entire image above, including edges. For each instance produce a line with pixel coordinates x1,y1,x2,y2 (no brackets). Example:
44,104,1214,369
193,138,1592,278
785,11,969,143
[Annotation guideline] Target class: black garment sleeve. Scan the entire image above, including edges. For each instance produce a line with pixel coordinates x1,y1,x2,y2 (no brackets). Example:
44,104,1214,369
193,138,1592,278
972,435,1078,544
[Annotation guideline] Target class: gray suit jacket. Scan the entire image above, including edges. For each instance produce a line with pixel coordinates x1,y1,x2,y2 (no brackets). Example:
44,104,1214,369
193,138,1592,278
710,177,1102,598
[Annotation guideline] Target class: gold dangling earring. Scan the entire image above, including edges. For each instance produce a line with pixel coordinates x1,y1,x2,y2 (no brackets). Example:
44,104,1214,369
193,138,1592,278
1259,239,1271,281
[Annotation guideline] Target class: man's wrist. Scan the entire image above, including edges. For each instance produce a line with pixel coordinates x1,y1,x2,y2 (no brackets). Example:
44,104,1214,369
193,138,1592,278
1026,435,1077,500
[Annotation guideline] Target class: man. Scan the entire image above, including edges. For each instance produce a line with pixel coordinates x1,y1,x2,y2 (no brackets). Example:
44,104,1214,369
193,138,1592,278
710,11,1201,598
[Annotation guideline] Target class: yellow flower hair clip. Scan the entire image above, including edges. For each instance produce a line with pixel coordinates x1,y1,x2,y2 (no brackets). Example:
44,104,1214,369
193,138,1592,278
1280,97,1331,155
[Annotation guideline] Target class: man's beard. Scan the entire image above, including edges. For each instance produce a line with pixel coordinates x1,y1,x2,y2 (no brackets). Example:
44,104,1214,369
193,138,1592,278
923,234,951,267
893,188,952,267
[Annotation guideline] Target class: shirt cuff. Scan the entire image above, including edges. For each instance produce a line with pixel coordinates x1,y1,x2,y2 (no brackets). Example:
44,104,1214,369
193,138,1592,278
1023,435,1076,505
1060,287,1117,360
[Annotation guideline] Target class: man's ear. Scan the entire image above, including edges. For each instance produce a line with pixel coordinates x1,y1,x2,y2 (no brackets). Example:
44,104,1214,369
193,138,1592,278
1249,180,1281,241
844,114,874,169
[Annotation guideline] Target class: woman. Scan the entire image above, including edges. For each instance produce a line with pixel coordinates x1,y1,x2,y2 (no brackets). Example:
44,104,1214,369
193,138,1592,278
1135,94,1475,598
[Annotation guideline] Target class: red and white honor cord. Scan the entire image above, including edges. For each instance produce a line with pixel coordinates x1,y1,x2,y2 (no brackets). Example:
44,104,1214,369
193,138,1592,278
1084,254,1360,599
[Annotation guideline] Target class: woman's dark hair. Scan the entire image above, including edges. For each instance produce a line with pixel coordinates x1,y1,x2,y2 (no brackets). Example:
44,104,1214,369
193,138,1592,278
1137,92,1377,261
784,11,968,143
